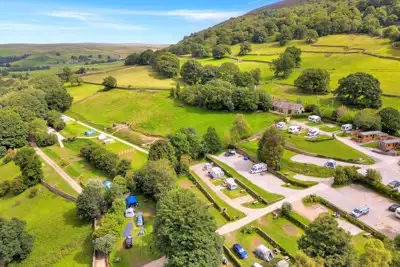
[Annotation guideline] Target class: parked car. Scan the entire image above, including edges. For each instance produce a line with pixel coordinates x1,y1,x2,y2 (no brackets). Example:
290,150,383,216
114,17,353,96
352,207,370,218
125,235,133,249
276,122,286,129
250,163,268,174
233,243,248,259
136,212,144,226
224,149,236,157
387,180,400,189
389,204,400,212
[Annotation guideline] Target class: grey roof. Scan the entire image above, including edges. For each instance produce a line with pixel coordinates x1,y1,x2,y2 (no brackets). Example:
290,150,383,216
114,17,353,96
272,101,304,110
359,131,387,136
380,139,400,145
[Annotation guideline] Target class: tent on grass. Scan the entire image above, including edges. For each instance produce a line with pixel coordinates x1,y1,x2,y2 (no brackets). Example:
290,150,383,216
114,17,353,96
103,181,112,190
255,244,274,261
126,196,139,207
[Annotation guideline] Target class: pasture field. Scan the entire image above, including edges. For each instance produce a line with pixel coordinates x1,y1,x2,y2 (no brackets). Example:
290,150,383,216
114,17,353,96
0,185,92,267
0,161,20,181
82,66,176,89
67,83,103,103
67,90,279,138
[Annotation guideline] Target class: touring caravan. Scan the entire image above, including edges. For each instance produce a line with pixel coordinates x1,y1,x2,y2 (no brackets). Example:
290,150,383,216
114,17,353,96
276,122,286,130
250,163,268,174
224,178,238,190
308,115,321,123
396,207,400,219
307,128,320,137
341,124,353,131
209,167,225,179
288,125,301,134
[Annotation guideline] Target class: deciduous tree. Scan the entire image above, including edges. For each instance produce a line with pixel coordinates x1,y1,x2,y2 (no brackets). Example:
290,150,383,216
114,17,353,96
14,147,43,187
258,126,285,170
353,109,381,130
295,68,330,95
360,239,392,267
203,127,222,154
102,76,117,90
379,107,400,133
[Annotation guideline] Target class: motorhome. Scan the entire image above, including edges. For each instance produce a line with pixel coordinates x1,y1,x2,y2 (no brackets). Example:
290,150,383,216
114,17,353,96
307,128,320,137
341,124,353,131
288,125,301,134
250,163,268,174
308,115,321,123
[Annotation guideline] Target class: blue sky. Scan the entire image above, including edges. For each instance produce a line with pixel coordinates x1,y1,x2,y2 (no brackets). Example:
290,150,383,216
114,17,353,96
0,0,277,44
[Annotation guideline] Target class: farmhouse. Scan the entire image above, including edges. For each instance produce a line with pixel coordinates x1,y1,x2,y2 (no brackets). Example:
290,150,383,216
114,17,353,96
272,101,304,115
378,139,400,152
354,131,388,143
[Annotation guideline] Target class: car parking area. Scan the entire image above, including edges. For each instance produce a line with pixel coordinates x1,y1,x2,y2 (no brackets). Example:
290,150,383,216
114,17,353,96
318,184,400,239
215,153,298,197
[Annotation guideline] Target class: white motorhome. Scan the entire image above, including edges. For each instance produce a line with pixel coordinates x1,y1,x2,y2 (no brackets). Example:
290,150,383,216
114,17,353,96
209,167,224,179
341,124,353,131
288,125,301,134
224,178,238,190
202,163,213,171
307,128,320,137
396,207,400,219
308,115,321,123
250,163,268,174
276,122,286,130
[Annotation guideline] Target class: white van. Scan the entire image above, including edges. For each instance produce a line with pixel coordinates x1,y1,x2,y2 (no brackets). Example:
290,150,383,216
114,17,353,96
308,115,321,123
288,125,301,134
307,128,320,137
250,163,268,174
341,124,353,131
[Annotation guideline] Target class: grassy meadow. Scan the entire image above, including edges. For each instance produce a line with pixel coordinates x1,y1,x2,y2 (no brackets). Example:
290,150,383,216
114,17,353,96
67,83,104,103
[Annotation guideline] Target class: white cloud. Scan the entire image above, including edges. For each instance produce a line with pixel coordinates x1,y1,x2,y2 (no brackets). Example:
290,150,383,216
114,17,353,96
88,22,144,31
0,23,77,31
46,11,97,21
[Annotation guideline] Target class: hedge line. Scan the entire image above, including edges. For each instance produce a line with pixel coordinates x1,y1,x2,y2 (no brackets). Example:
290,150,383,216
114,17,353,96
284,212,309,230
272,169,318,188
356,180,400,203
255,228,294,259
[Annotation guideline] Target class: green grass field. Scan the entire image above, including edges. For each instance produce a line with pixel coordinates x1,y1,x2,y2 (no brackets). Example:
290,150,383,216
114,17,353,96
67,83,103,103
0,185,92,267
67,90,279,138
0,161,20,181
82,66,176,89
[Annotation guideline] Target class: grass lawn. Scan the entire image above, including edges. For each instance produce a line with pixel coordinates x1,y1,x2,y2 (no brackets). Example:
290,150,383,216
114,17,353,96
351,232,376,255
177,176,228,227
291,211,311,226
190,171,245,220
0,161,20,181
59,121,96,139
67,90,279,138
361,142,378,148
40,159,79,196
254,213,304,256
284,132,374,164
306,121,324,127
221,187,248,199
82,66,176,89
110,195,162,267
209,156,284,203
0,185,92,267
320,125,342,132
67,83,103,103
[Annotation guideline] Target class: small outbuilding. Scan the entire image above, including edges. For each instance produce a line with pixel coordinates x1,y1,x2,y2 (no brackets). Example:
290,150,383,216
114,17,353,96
379,139,400,152
209,167,225,179
126,196,139,207
254,245,274,261
84,129,97,136
224,178,238,191
355,131,388,143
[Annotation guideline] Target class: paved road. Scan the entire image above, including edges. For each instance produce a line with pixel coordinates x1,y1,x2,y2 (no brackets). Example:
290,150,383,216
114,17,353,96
62,115,149,155
33,144,82,194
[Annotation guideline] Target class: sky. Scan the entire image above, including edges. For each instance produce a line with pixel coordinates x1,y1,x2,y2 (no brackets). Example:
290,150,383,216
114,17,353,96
0,0,277,44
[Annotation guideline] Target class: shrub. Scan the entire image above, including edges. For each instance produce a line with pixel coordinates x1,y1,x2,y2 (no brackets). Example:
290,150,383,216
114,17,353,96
0,181,10,197
281,202,292,217
0,146,7,159
10,178,28,195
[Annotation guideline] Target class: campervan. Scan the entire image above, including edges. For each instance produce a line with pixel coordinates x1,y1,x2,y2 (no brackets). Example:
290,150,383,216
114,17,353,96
250,163,268,174
288,125,301,134
224,178,238,190
209,167,225,179
396,207,400,219
341,124,353,131
308,115,321,123
307,128,320,137
276,122,286,130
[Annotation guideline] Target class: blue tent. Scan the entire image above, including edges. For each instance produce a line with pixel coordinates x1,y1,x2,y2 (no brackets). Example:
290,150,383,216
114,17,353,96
84,129,97,136
126,196,139,207
103,181,112,190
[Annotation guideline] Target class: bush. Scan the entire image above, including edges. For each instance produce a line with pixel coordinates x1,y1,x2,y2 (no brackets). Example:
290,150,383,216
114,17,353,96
0,180,10,197
35,133,58,147
93,212,123,239
10,178,28,195
281,202,292,217
28,187,41,198
0,146,7,159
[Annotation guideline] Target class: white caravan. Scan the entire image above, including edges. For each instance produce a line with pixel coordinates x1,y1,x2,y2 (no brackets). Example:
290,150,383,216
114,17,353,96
396,207,400,219
250,163,268,174
276,122,286,130
209,167,224,179
341,124,353,131
288,125,301,134
308,115,321,123
307,128,320,137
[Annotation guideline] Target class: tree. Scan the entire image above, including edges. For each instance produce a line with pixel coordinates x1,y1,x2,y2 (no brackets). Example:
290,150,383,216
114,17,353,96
113,175,128,193
298,216,358,267
379,107,400,133
271,53,296,78
93,234,116,256
364,168,382,183
295,69,330,95
80,145,119,177
135,159,177,200
124,53,139,65
239,42,252,55
61,67,73,82
250,68,262,85
281,202,292,217
258,126,285,170
169,128,204,160
153,52,180,78
154,189,222,267
294,251,324,267
305,29,319,44
230,114,251,140
394,234,400,250
76,179,104,221
0,109,28,149
148,140,177,166
180,60,203,85
212,45,231,59
0,218,34,264
256,89,273,111
334,73,382,109
284,47,302,67
102,76,117,90
360,239,392,267
104,184,123,203
4,90,48,118
116,159,131,177
70,74,83,86
203,127,222,154
216,62,240,83
353,109,381,130
233,72,254,88
47,110,65,131
14,147,43,187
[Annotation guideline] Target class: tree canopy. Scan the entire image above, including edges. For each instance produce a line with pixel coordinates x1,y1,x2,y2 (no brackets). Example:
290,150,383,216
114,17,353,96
295,68,330,95
258,126,285,170
153,52,180,78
